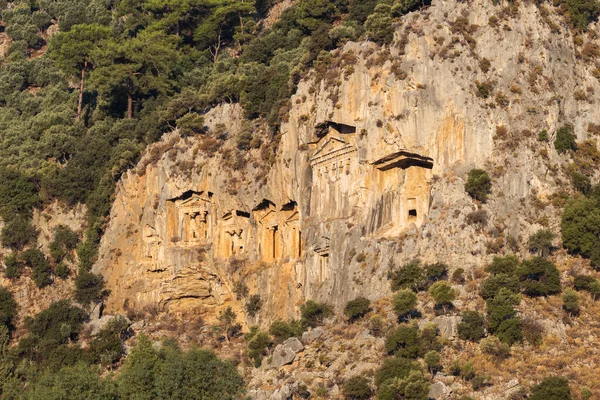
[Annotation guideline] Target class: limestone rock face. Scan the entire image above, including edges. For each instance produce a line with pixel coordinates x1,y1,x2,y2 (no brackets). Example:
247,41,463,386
95,0,600,325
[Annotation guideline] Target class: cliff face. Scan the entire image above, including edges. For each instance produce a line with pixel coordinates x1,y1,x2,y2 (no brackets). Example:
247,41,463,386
95,0,600,325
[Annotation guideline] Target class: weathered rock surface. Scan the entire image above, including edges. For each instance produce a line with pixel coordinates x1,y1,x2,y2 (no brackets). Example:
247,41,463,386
95,0,600,329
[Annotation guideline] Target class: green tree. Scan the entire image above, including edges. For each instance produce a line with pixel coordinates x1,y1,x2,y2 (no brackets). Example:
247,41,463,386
554,124,577,153
74,270,107,305
90,30,179,119
563,289,580,315
246,327,272,367
429,281,455,312
49,224,80,263
424,350,441,374
365,4,394,45
0,287,17,330
385,323,422,358
528,230,556,257
300,300,333,328
49,24,111,119
21,248,52,288
515,257,561,297
377,370,430,400
561,196,600,268
342,376,373,400
465,168,492,202
375,357,421,388
487,254,519,275
530,376,572,400
457,311,486,342
117,335,159,399
393,289,418,320
1,215,38,251
344,296,371,322
390,260,426,292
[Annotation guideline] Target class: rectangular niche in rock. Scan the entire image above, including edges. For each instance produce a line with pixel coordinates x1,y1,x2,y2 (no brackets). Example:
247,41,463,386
313,236,330,283
166,190,215,246
282,201,302,259
308,121,359,219
253,199,281,262
370,151,434,234
218,210,251,258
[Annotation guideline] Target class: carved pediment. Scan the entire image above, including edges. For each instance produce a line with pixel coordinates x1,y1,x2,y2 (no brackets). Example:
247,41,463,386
284,211,300,224
310,136,356,167
371,151,434,171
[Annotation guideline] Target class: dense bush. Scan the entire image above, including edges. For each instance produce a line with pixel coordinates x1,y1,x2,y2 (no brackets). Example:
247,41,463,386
573,275,600,298
1,215,38,251
458,311,486,342
429,281,455,311
528,230,556,257
246,327,272,368
300,300,333,328
480,274,519,299
377,370,430,400
74,270,107,305
88,316,129,366
385,323,423,358
0,287,17,330
374,357,421,388
393,289,418,320
342,376,373,400
269,319,303,342
21,248,52,288
49,225,79,263
515,257,561,297
480,336,510,359
3,253,22,279
563,289,580,315
554,124,577,153
530,376,572,400
344,296,371,321
390,260,426,292
464,169,492,202
487,254,519,275
561,196,600,268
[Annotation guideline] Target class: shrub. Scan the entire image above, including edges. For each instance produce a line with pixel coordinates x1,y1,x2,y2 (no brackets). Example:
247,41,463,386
374,357,421,387
0,287,17,329
364,5,394,45
424,263,448,282
480,336,511,359
465,209,488,227
369,316,386,337
561,196,600,268
385,323,422,358
74,270,108,305
452,268,466,283
1,216,38,251
390,260,426,292
245,294,262,318
573,275,600,298
554,124,577,153
246,327,272,367
458,311,486,342
563,289,580,315
515,257,561,297
88,316,129,366
570,170,592,194
472,375,491,390
4,253,22,279
495,317,522,345
21,248,52,288
487,254,520,275
392,289,417,319
377,370,430,400
300,300,333,328
581,387,593,400
486,288,520,333
424,350,441,373
49,225,79,263
460,362,476,381
465,169,492,202
480,274,519,299
429,281,455,311
538,130,549,142
567,0,600,31
54,263,71,279
269,319,303,342
530,376,571,400
420,323,442,353
342,376,372,400
528,230,556,257
344,296,371,321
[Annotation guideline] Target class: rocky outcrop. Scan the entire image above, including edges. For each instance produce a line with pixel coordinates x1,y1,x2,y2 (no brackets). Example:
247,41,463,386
95,0,600,326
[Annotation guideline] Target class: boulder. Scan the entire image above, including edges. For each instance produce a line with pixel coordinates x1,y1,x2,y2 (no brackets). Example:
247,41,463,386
428,381,449,399
302,327,325,344
283,337,304,353
270,345,297,369
88,315,130,336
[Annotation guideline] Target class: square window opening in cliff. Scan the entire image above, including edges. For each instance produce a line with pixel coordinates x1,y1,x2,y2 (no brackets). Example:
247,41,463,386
409,209,417,218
